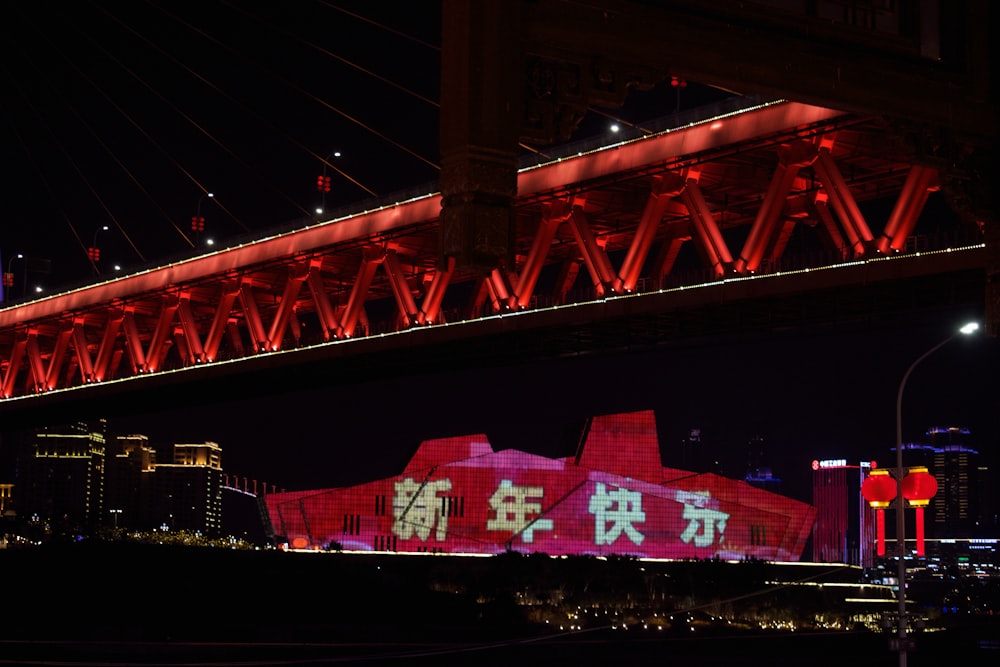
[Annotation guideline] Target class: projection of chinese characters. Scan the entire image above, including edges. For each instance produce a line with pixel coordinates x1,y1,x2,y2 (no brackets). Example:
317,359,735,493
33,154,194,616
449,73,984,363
263,410,815,561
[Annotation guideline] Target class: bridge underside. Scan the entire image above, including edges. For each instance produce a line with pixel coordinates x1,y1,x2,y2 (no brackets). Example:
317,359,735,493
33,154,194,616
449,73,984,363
439,0,998,325
1,251,984,431
0,98,988,425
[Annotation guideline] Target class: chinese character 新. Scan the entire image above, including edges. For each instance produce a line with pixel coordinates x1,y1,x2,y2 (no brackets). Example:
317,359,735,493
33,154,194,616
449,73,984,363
392,477,453,541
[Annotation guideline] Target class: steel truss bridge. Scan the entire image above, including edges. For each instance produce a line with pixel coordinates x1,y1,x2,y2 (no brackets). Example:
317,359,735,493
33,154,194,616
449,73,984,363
0,98,986,426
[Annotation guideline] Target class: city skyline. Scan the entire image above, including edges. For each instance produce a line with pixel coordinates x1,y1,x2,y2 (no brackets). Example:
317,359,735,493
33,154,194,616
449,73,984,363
3,393,994,561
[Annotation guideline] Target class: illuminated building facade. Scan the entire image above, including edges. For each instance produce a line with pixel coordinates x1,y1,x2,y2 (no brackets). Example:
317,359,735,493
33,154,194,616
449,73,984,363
105,434,157,530
264,410,816,561
926,427,984,538
0,483,12,517
14,421,106,535
810,459,875,566
101,435,225,535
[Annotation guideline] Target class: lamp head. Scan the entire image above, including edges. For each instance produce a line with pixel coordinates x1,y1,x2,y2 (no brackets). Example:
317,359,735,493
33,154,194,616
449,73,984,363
959,322,979,335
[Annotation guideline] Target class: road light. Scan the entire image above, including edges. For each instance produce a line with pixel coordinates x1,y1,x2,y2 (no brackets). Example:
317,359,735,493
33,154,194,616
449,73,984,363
892,320,979,666
3,253,23,302
316,150,341,216
89,225,109,274
193,192,214,244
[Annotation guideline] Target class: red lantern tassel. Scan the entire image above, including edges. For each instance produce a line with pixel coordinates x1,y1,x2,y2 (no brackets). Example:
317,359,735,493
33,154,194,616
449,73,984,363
876,508,885,556
915,506,925,556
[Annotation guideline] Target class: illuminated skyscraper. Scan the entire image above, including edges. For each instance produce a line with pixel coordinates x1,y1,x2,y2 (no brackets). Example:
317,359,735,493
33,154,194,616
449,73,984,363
927,427,979,538
148,442,224,534
15,421,106,535
811,459,875,566
105,434,157,530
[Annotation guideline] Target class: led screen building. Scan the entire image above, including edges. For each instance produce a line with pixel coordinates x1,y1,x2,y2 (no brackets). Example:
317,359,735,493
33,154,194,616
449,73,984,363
811,459,877,566
263,410,816,561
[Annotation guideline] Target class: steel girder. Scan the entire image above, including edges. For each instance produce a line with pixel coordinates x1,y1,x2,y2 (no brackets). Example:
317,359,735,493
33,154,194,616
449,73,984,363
0,101,976,402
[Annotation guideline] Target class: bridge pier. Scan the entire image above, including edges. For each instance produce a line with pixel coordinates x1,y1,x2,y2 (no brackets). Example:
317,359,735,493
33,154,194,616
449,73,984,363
439,0,521,274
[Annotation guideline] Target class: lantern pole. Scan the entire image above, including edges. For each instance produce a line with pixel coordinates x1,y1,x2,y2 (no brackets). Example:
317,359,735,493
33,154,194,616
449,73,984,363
893,321,979,666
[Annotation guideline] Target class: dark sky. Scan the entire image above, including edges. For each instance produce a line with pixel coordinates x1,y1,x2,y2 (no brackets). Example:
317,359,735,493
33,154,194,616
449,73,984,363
1,1,444,290
1,2,997,504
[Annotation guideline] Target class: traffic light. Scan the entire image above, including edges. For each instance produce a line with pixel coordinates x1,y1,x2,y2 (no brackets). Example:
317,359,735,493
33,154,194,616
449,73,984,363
87,247,100,262
191,216,205,232
2,272,12,287
316,175,331,192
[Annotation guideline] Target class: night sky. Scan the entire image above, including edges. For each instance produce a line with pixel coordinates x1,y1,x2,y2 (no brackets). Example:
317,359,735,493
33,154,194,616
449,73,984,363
1,2,997,504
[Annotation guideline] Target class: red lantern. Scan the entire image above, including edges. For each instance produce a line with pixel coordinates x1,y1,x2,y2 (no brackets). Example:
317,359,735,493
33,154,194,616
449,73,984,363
862,469,896,556
902,466,937,556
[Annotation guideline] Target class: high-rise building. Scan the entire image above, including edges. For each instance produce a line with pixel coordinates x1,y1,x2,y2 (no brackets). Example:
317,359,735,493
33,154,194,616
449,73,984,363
886,427,998,564
147,442,223,535
5,419,242,541
811,458,876,566
0,483,12,517
14,421,106,536
745,434,782,493
927,426,978,538
676,427,703,472
105,434,157,530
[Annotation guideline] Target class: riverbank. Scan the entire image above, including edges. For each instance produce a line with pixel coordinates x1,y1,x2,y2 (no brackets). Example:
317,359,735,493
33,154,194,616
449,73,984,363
2,541,996,664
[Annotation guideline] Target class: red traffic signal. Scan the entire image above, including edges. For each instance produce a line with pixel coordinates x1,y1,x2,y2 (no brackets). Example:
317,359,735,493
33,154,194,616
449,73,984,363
316,175,331,192
191,216,205,232
87,247,100,262
2,272,13,287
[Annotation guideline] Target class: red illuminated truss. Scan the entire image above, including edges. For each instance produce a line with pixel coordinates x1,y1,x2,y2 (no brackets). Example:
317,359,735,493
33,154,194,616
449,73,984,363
263,410,816,561
0,99,977,402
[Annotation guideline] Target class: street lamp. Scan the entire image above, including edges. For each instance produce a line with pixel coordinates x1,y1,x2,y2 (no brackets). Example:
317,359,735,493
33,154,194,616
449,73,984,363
3,253,23,302
192,192,214,244
892,320,979,666
315,150,341,215
89,225,109,274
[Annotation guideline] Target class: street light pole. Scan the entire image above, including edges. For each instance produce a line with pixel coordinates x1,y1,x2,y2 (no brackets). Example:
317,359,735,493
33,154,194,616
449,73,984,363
4,253,23,302
194,192,214,245
90,225,109,274
316,150,340,216
893,320,979,667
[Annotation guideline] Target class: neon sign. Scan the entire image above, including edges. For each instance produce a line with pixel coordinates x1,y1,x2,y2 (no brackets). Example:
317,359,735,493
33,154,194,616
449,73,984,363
812,459,847,469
